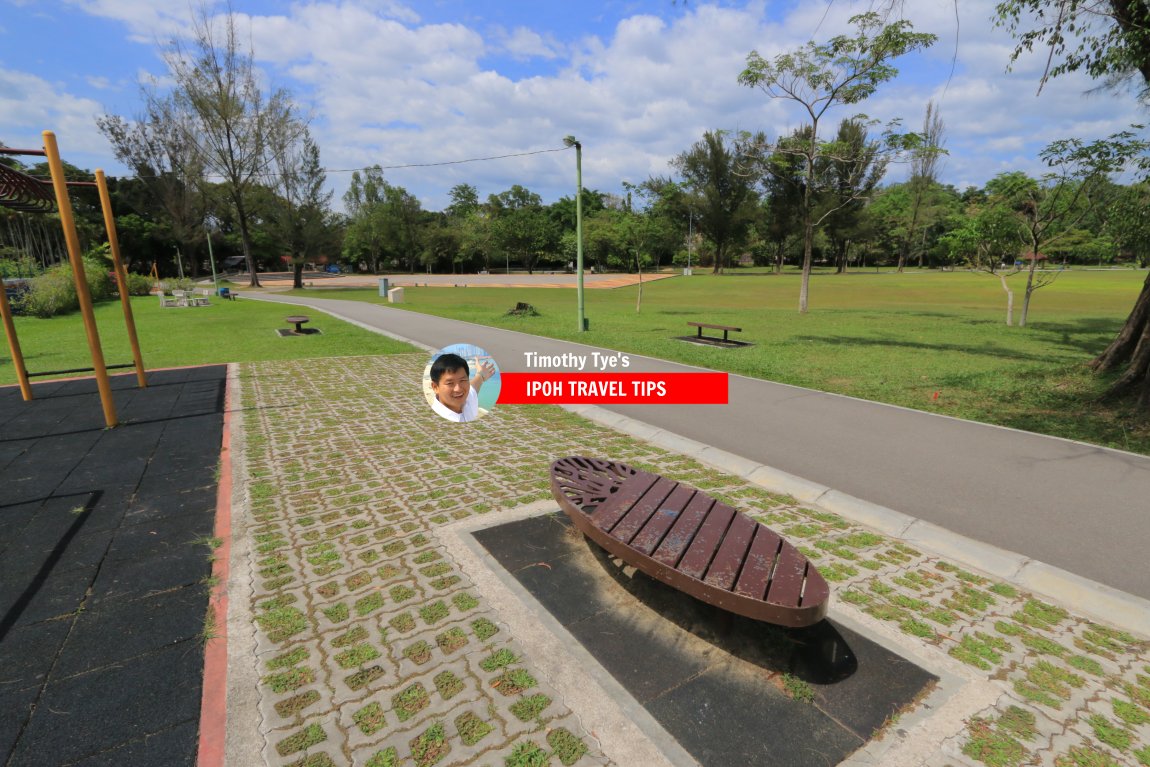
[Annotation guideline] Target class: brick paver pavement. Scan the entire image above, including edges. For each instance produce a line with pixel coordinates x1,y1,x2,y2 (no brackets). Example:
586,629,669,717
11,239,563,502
229,354,1150,767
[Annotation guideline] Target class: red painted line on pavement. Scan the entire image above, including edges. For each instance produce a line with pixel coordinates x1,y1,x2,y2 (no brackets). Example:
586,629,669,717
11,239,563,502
197,364,235,767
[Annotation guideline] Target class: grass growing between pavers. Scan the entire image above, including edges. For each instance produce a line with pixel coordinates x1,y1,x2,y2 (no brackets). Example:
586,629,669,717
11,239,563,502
235,354,1150,767
284,269,1150,453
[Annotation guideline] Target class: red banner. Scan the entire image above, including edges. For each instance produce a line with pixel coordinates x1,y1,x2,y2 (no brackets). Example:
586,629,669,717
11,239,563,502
499,373,727,405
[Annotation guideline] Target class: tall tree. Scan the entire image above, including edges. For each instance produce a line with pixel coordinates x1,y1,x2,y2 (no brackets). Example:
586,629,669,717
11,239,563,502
379,183,423,273
342,166,387,273
940,203,1024,325
901,101,947,271
267,127,333,289
97,93,206,276
997,0,1150,404
163,4,303,287
739,11,937,311
989,134,1147,326
820,118,889,273
669,130,762,274
487,185,556,274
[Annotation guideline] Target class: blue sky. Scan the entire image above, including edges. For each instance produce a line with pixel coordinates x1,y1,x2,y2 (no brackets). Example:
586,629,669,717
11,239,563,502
2,0,1143,211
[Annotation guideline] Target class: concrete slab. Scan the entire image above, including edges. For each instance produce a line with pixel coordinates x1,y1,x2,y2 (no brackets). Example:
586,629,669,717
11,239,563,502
472,511,938,767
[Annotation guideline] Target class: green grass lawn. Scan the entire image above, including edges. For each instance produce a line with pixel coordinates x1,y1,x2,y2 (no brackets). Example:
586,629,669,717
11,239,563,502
0,293,416,384
286,268,1150,454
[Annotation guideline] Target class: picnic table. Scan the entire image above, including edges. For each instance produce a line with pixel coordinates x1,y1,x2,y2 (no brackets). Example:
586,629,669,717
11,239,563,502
282,315,310,333
285,315,311,333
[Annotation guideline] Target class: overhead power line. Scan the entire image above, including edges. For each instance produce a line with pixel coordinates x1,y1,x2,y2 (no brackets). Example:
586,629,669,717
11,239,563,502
322,145,572,174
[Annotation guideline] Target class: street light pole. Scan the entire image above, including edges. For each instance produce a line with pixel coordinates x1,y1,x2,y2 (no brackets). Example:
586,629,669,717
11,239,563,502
205,223,220,294
564,136,586,332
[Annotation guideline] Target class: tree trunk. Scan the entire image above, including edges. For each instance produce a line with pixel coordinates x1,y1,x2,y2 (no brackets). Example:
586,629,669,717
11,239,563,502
1092,270,1150,372
999,273,1014,327
1098,317,1150,405
635,251,643,313
799,218,813,313
774,242,784,274
293,260,304,290
1019,257,1040,327
235,197,261,288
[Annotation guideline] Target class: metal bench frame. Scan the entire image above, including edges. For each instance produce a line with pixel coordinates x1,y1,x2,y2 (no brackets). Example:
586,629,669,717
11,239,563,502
687,321,742,343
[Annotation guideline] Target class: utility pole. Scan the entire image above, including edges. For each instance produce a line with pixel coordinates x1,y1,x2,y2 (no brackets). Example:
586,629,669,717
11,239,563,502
564,136,586,331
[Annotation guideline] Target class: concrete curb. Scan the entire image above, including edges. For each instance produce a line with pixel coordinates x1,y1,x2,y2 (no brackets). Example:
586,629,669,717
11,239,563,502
562,404,1150,638
221,364,267,767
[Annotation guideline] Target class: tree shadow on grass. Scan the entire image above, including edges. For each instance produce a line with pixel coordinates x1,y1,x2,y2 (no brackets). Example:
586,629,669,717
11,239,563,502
799,334,1052,363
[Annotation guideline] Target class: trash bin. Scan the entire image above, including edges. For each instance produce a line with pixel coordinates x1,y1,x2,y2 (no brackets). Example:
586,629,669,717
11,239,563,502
378,278,390,296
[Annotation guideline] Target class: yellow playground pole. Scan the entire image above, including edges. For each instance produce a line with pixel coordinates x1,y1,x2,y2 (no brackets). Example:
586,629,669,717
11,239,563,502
0,280,33,400
96,169,147,389
43,131,117,428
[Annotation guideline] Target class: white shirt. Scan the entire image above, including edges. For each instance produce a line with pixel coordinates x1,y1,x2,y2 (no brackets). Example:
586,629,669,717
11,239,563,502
431,386,479,422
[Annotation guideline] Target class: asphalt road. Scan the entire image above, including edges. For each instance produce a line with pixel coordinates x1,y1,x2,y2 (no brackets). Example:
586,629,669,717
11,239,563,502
248,293,1150,600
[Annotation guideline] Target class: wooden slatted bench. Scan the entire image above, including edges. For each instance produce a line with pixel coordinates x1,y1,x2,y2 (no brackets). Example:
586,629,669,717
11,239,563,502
687,321,742,344
550,456,829,628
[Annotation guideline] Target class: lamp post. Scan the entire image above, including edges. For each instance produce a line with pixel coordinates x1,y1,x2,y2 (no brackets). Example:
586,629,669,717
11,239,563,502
563,136,586,331
205,222,220,294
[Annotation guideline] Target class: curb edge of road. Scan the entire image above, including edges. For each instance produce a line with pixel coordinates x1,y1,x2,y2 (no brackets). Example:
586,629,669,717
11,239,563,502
561,403,1150,639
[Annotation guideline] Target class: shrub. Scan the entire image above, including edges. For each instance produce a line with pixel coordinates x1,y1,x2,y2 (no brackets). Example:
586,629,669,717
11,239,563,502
19,265,77,317
0,254,41,279
83,258,114,302
125,273,155,296
16,257,115,318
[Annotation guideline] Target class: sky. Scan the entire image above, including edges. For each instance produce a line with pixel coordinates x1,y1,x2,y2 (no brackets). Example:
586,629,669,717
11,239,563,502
1,0,1145,212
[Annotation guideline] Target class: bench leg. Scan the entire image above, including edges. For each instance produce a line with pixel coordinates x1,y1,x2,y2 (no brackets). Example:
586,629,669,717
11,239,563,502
697,327,703,338
722,330,729,342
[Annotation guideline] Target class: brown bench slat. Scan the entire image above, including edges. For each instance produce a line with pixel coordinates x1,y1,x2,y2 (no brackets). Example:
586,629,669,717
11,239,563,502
609,476,680,544
589,472,660,531
550,456,830,627
734,525,783,600
677,503,737,580
651,493,716,568
765,543,808,607
703,511,758,590
630,484,697,555
687,322,742,331
801,566,831,607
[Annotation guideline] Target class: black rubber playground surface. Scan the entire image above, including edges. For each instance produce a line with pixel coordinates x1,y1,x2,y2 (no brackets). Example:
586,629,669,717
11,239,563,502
475,512,937,767
0,367,225,766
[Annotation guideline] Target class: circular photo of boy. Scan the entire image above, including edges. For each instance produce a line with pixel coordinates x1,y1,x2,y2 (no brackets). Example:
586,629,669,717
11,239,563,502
423,344,501,423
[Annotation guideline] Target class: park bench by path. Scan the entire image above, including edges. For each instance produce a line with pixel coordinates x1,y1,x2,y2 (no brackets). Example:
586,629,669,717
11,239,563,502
687,321,742,344
550,456,830,628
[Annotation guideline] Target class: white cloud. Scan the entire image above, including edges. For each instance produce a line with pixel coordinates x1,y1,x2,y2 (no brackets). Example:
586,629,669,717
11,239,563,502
7,0,1145,210
495,26,561,60
0,67,112,159
62,0,208,41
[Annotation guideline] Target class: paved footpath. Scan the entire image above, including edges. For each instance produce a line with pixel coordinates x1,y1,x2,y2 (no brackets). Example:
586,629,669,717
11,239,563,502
224,353,1150,767
241,292,1150,601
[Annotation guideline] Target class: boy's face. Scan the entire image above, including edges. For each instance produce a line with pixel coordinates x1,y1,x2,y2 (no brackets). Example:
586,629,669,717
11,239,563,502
431,367,470,413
